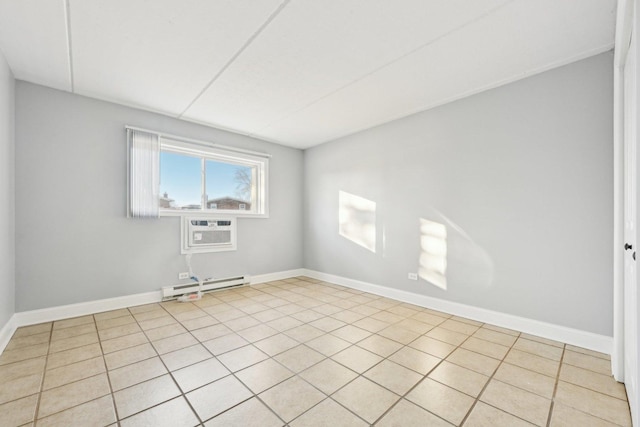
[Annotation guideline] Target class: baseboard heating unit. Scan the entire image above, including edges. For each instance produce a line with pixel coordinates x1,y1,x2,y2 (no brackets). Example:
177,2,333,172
162,276,250,301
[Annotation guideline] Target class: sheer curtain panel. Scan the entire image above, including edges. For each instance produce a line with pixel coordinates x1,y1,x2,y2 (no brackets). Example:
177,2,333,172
128,128,160,218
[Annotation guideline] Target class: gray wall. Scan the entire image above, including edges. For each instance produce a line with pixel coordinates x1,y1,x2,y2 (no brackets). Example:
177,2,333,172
0,50,15,329
15,83,304,311
304,52,614,336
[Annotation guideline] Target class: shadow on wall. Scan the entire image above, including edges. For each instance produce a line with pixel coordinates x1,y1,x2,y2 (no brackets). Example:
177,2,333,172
419,208,494,291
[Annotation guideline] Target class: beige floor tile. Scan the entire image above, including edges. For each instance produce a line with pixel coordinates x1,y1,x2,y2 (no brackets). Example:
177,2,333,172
37,395,116,427
224,315,261,331
387,305,420,317
276,303,306,316
520,333,563,348
426,327,469,346
493,363,556,398
95,315,136,331
260,376,327,422
104,343,156,370
562,350,611,375
266,316,304,332
473,328,518,347
332,345,383,373
237,324,279,342
429,361,489,397
291,309,325,323
6,332,51,351
505,349,560,377
97,322,142,341
377,398,453,427
331,309,367,323
254,333,300,356
0,394,38,427
51,323,96,342
480,380,551,426
370,310,404,324
388,346,441,375
180,314,218,331
464,401,535,427
440,319,480,335
305,334,351,357
186,375,252,421
461,336,509,360
49,332,99,354
217,344,269,372
411,312,447,327
481,323,520,336
190,323,232,342
309,316,346,332
356,334,403,357
151,333,198,355
101,332,148,354
367,298,399,310
396,318,434,334
409,335,457,358
251,308,286,323
352,317,389,333
38,373,111,418
290,398,367,427
549,403,620,427
144,323,187,342
94,308,130,322
299,358,358,394
513,338,563,361
331,325,372,343
133,308,168,322
406,378,475,425
42,356,106,390
565,344,610,360
284,324,325,343
173,309,208,322
172,358,230,393
559,364,626,400
53,315,94,330
160,343,211,371
128,303,162,314
0,357,46,383
235,358,293,393
274,344,325,373
138,315,177,331
114,374,181,418
351,305,381,317
0,373,42,405
205,397,283,427
46,343,102,370
0,343,48,366
554,381,632,426
108,357,167,391
120,396,199,427
333,377,399,424
377,324,421,344
12,323,52,338
364,359,423,395
202,333,248,355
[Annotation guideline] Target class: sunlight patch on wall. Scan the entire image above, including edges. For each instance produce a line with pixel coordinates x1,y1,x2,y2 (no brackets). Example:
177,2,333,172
419,218,448,290
339,191,376,253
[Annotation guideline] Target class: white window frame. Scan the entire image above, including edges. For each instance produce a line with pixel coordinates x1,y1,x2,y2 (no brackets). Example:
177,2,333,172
127,126,269,218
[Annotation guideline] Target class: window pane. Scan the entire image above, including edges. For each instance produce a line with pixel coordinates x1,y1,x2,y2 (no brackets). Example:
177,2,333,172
160,151,202,210
205,160,254,211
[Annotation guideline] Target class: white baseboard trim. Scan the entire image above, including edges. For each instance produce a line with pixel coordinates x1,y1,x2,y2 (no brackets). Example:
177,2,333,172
13,291,162,329
0,315,17,356
250,269,307,285
303,269,613,355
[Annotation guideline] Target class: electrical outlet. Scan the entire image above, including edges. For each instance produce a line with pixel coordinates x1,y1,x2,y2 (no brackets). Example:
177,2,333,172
408,273,418,280
178,272,190,280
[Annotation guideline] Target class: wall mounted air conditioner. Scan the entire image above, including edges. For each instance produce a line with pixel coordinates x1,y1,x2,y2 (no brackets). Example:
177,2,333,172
181,217,237,254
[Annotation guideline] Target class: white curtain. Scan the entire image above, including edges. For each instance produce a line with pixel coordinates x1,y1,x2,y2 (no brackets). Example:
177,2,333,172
129,129,160,218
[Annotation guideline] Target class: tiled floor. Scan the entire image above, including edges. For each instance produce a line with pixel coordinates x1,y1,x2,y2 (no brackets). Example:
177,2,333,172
0,276,632,426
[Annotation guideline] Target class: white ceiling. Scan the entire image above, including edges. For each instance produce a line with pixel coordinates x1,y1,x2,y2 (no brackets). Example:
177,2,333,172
0,0,617,149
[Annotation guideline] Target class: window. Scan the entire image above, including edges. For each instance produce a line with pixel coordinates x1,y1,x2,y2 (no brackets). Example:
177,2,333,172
128,127,269,218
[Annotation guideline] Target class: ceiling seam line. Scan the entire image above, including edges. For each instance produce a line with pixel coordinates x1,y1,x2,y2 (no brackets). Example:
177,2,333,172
64,0,74,92
253,0,517,135
177,0,291,119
